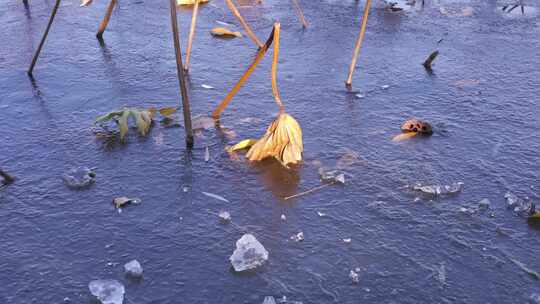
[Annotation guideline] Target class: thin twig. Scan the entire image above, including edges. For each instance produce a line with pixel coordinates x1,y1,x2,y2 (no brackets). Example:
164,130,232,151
211,27,275,119
225,0,263,48
271,23,285,113
345,0,372,90
28,0,61,75
170,0,194,147
291,0,309,28
185,0,200,71
284,181,336,200
96,0,117,39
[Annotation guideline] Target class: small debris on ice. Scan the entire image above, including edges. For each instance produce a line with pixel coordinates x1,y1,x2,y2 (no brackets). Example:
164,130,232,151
204,146,210,162
291,232,305,242
349,269,360,284
343,238,352,243
113,197,141,209
201,84,214,89
202,191,230,203
381,84,390,90
317,211,326,217
88,279,125,304
63,167,96,189
218,210,231,223
263,296,277,304
505,192,533,214
281,214,287,221
318,168,346,184
230,234,268,272
124,260,143,278
411,182,463,196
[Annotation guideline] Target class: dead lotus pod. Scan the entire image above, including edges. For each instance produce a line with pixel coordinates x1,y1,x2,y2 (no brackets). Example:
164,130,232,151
401,119,433,134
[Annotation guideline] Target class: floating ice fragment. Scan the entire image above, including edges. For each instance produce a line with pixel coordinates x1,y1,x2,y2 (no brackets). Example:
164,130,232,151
219,210,231,223
349,269,360,284
63,167,96,189
263,296,277,304
124,260,143,278
230,234,268,272
291,232,304,242
411,182,463,196
88,279,125,304
202,191,230,203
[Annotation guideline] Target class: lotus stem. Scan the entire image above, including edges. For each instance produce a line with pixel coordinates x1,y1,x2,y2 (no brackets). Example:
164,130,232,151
225,0,263,48
284,181,335,200
271,22,285,113
184,0,200,71
96,0,117,39
345,0,372,90
28,0,61,75
170,0,194,147
212,26,275,120
291,0,308,28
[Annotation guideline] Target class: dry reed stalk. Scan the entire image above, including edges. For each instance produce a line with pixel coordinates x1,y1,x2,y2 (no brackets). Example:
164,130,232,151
345,0,372,89
96,0,117,39
291,0,309,28
225,0,263,48
184,0,200,71
28,0,61,75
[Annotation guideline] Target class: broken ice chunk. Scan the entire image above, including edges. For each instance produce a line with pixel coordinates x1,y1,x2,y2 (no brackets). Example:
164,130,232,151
219,211,231,223
263,296,277,304
88,279,125,304
290,232,304,242
230,234,269,272
124,260,143,278
63,167,96,189
411,182,463,196
349,269,360,284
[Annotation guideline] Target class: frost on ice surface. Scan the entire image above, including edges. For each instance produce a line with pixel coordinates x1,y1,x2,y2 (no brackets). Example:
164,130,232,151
230,234,269,272
124,260,143,277
88,279,125,304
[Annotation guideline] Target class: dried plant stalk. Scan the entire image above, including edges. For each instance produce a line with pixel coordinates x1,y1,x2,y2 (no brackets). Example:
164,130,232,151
291,0,309,28
345,0,372,89
185,0,200,71
225,0,263,48
212,27,275,119
28,0,61,75
96,0,117,39
246,23,303,167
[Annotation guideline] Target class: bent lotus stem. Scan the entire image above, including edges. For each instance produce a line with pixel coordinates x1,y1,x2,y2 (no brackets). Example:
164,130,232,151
345,0,372,90
271,22,285,113
96,0,117,39
212,26,275,120
170,0,194,147
291,0,309,28
28,0,61,75
225,0,263,48
185,0,200,71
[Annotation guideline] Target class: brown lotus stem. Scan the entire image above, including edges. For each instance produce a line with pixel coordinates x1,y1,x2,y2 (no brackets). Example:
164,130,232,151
423,50,439,70
28,0,61,75
170,0,194,147
345,0,372,90
225,0,263,48
291,0,308,28
96,0,117,39
184,0,200,71
212,26,275,120
0,169,14,185
271,23,285,113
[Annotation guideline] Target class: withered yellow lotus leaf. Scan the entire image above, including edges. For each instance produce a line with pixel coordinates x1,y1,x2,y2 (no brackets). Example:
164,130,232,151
231,139,258,151
246,113,303,167
177,0,209,5
159,107,178,117
211,27,243,38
